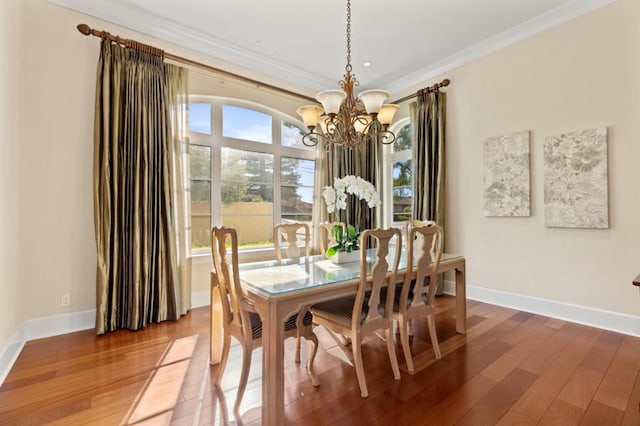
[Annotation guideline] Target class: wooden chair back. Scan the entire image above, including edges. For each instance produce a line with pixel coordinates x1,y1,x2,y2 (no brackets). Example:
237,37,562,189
211,226,252,340
318,222,345,254
274,223,310,260
353,228,402,330
401,225,444,312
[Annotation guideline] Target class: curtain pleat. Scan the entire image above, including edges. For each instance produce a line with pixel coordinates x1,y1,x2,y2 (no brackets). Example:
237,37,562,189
411,91,446,227
165,65,192,315
319,133,382,232
94,40,189,334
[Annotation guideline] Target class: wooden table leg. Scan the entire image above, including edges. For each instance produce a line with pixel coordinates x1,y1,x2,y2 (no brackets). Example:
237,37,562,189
455,260,467,334
261,300,286,426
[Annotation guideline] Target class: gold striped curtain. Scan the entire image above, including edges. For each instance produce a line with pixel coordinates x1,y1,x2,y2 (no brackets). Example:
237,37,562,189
318,134,382,231
411,91,446,227
93,40,190,334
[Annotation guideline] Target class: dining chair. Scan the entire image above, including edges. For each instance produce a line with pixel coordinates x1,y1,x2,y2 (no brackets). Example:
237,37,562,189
318,221,345,254
210,226,319,419
274,222,310,261
273,222,313,362
310,228,402,398
405,219,436,242
391,224,444,372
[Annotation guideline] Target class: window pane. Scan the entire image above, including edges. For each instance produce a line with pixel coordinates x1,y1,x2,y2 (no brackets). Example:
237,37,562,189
282,121,312,150
223,104,272,144
393,187,412,222
189,103,211,134
281,157,314,240
393,123,412,152
189,143,211,250
282,187,313,215
191,181,211,214
281,158,315,186
190,145,211,179
221,148,274,248
281,157,314,211
393,158,412,223
191,215,211,250
393,159,412,187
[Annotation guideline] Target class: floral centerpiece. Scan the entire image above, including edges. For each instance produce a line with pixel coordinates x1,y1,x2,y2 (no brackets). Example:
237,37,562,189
322,175,381,259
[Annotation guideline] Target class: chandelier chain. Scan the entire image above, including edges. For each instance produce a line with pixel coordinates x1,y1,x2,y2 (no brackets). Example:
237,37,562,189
345,0,352,73
297,0,398,149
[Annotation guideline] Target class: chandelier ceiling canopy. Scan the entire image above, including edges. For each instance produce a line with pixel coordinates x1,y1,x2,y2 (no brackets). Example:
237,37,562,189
297,0,398,149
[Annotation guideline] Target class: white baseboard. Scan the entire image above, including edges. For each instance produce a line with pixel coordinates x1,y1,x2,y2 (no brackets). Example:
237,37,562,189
0,331,24,386
0,291,214,387
191,290,210,309
444,280,640,338
4,284,637,386
21,309,97,342
0,309,95,387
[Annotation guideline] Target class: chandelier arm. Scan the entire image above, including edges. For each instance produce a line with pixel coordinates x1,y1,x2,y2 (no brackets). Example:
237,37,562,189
376,129,397,145
301,132,321,147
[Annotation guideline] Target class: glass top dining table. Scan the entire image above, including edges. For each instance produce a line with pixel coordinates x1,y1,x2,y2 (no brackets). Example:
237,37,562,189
220,250,467,426
238,250,463,297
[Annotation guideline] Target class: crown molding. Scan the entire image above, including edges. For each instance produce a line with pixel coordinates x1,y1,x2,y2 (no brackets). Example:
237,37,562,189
51,0,615,100
49,0,333,91
386,0,616,98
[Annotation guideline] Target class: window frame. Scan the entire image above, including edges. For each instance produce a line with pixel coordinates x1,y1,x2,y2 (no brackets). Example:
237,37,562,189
383,118,413,228
188,96,317,260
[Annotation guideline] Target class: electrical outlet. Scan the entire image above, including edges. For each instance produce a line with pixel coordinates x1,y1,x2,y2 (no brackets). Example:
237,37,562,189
61,294,71,307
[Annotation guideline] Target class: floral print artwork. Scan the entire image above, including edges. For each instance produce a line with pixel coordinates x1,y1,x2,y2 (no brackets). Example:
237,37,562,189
544,127,608,228
483,131,530,216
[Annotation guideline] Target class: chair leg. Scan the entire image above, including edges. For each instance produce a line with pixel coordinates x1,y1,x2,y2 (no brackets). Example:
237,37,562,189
294,336,302,364
399,317,415,373
408,317,415,336
305,331,320,387
214,333,232,385
233,344,253,420
427,314,441,359
213,384,230,426
294,307,309,363
351,334,368,398
385,327,401,380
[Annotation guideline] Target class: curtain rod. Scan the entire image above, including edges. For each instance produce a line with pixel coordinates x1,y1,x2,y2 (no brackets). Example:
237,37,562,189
391,79,451,104
76,24,317,103
77,24,448,108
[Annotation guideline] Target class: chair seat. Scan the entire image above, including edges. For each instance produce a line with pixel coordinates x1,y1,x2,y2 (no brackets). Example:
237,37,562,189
248,310,313,340
311,296,370,327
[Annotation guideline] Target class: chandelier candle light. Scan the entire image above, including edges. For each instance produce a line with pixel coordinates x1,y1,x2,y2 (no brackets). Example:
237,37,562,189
297,0,399,149
322,176,381,261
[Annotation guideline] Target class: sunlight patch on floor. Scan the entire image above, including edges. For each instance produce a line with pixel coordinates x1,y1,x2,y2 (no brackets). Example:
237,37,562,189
121,335,199,425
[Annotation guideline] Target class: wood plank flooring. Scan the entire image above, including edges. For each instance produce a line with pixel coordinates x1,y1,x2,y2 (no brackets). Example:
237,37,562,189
1,297,639,425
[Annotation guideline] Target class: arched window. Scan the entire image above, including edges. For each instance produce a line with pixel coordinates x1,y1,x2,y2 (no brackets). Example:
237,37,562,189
188,97,316,258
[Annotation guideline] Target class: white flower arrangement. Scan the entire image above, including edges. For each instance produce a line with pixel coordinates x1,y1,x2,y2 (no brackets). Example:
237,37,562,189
321,175,381,257
322,175,381,214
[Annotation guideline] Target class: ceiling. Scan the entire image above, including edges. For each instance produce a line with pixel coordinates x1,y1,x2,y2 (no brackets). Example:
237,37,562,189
51,0,613,97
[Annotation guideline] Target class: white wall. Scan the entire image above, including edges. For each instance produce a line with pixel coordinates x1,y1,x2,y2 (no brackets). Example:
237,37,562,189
17,0,97,322
14,0,315,322
0,0,21,364
406,0,640,317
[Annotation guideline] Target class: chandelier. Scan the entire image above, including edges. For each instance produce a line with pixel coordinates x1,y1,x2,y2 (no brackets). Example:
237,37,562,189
296,0,398,149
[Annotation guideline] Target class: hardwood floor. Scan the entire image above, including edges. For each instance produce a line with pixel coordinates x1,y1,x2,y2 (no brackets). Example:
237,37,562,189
1,297,639,425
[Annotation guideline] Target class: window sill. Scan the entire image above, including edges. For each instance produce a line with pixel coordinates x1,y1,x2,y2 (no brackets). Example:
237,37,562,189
191,246,276,264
